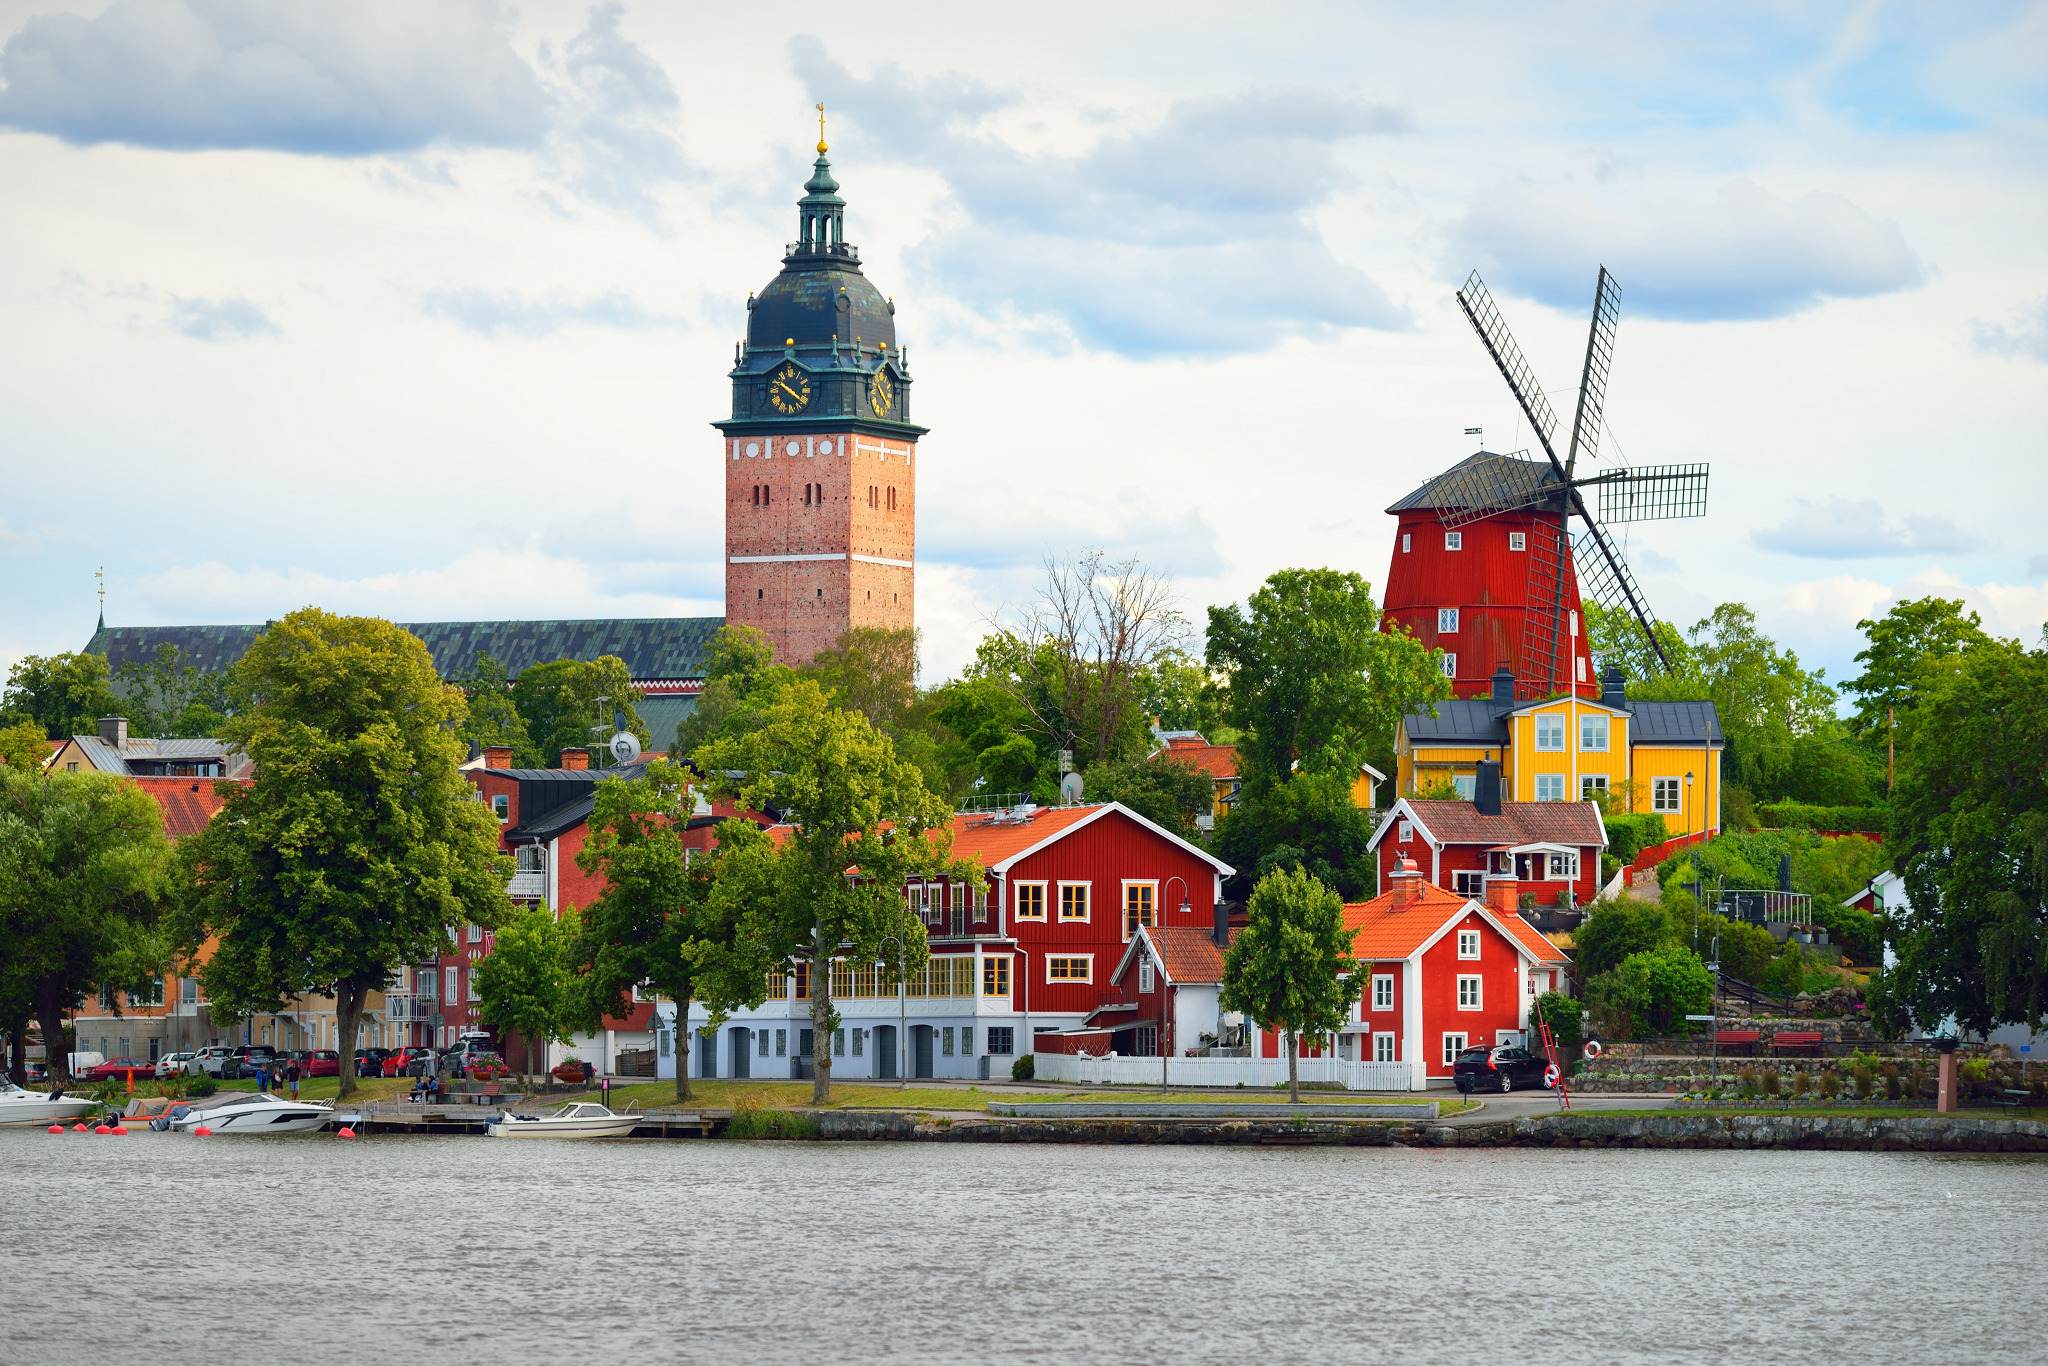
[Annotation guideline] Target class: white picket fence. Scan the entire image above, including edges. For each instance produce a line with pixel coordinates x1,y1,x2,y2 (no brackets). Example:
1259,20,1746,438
1032,1052,1423,1092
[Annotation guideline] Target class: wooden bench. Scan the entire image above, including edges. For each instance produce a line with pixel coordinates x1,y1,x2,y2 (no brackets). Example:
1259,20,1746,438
1990,1089,2034,1118
1715,1030,1761,1056
462,1083,504,1106
1771,1031,1824,1056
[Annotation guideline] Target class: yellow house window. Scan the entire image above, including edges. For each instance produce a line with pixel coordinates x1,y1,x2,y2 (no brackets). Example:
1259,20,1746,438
1581,714,1609,751
1535,714,1565,751
1581,775,1609,801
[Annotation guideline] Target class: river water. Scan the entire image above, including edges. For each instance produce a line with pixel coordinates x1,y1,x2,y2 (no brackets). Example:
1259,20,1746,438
3,1128,2042,1365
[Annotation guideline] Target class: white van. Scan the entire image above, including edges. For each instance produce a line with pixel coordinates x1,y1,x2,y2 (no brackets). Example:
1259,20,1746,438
67,1051,105,1074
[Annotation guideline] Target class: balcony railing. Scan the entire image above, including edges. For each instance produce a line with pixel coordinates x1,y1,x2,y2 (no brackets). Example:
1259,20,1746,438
507,871,546,899
1710,890,1814,925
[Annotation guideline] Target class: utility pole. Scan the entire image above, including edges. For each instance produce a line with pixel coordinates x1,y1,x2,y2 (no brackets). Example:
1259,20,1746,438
1887,707,1895,795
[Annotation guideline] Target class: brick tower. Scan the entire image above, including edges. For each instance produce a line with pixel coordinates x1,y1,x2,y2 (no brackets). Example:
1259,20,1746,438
714,129,925,666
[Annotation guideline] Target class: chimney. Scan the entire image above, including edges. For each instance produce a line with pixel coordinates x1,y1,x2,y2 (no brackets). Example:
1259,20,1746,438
1488,878,1520,915
559,748,590,771
1389,855,1425,907
1474,759,1502,817
98,716,129,750
1213,898,1231,948
1490,667,1516,707
483,745,513,770
1602,667,1628,708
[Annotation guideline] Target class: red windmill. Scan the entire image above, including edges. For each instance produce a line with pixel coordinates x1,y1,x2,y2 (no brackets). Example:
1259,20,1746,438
1382,268,1710,701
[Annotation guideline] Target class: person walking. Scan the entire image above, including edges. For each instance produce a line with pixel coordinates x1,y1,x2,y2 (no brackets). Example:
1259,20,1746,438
286,1057,301,1101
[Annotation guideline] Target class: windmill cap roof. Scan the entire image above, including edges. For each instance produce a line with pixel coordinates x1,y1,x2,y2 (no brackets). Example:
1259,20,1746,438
1385,450,1560,515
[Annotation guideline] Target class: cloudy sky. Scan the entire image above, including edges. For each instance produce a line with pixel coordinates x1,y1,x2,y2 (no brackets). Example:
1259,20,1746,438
2,0,2044,690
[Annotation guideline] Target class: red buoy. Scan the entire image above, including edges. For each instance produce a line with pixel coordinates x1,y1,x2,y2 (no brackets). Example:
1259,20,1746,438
111,1125,129,1135
47,1125,62,1134
92,1123,110,1134
337,1126,357,1138
71,1122,88,1132
193,1125,212,1136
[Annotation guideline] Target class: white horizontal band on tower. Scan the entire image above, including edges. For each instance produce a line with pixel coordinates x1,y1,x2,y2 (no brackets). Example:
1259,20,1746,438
850,553,914,568
725,552,915,568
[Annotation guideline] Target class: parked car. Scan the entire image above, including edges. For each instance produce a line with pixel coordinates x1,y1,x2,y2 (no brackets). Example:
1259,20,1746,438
382,1047,433,1077
296,1049,340,1078
222,1046,282,1080
195,1046,239,1077
1452,1044,1553,1093
24,1061,48,1083
156,1051,202,1078
354,1048,392,1077
85,1057,156,1081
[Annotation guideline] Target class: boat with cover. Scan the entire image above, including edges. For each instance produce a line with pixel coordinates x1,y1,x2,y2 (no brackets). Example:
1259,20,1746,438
486,1102,642,1138
0,1080,100,1125
165,1092,332,1134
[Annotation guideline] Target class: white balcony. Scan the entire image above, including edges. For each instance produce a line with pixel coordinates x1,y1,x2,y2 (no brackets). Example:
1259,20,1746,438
507,871,546,899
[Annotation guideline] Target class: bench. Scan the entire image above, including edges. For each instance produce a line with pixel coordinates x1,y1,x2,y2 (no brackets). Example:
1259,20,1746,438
1990,1089,2034,1118
462,1084,504,1106
1772,1031,1824,1056
1715,1030,1761,1056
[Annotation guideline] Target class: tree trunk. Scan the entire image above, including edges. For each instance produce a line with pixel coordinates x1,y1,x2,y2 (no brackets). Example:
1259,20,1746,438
1287,1028,1300,1105
35,975,72,1088
335,978,368,1100
811,939,832,1106
8,1027,24,1085
674,992,692,1104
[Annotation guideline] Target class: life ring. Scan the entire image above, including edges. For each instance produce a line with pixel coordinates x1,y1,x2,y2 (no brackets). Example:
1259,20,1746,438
1544,1062,1561,1088
1583,1039,1604,1060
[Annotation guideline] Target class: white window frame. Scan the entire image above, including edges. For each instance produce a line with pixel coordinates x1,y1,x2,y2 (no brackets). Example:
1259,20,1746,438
1535,774,1566,803
445,967,459,1002
1548,852,1579,880
1457,975,1483,1010
1401,533,1411,553
1444,532,1463,551
1457,930,1481,960
1014,881,1047,921
467,923,483,944
1372,974,1394,1012
1653,777,1682,813
466,970,480,1003
1057,881,1091,923
1580,713,1609,752
1581,774,1609,801
1441,653,1458,679
1139,958,1155,993
1045,954,1094,984
1437,607,1459,634
491,794,510,823
1453,870,1485,898
1443,1032,1468,1066
1375,1032,1397,1063
1508,531,1526,551
1453,774,1476,801
1534,714,1566,751
1398,819,1413,843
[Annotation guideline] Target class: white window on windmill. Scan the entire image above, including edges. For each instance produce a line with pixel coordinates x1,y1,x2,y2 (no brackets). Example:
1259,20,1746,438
1437,607,1459,634
1402,533,1411,553
1441,653,1458,679
1444,532,1463,551
1509,531,1526,551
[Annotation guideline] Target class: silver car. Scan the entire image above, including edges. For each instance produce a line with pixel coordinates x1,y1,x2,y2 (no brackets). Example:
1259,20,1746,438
195,1046,239,1077
155,1051,203,1078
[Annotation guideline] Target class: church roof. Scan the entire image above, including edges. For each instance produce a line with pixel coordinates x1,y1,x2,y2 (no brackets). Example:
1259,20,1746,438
746,150,896,353
84,617,724,683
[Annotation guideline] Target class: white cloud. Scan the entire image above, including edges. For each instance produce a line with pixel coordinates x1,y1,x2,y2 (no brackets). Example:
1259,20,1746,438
1751,497,1974,558
1450,178,1925,322
0,0,549,155
1774,568,2048,648
1971,296,2048,362
422,289,679,337
166,295,279,341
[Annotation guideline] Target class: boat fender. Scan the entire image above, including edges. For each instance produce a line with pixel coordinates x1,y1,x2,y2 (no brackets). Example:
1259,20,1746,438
193,1125,212,1136
1543,1063,1560,1088
1582,1040,1603,1060
337,1126,357,1138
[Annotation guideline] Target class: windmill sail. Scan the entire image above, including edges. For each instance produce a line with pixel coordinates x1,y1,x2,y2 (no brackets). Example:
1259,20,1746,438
1564,267,1621,474
1592,464,1711,522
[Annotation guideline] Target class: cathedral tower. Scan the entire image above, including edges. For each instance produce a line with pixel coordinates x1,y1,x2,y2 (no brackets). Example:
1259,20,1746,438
715,128,925,666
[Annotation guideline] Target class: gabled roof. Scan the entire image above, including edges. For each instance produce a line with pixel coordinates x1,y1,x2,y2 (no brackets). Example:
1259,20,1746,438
64,734,247,776
1153,735,1237,781
1112,924,1229,988
1625,700,1723,745
1402,698,1511,746
947,802,1234,877
1372,798,1606,851
1344,880,1569,965
1494,912,1572,966
129,776,246,839
1385,450,1560,515
1401,696,1722,747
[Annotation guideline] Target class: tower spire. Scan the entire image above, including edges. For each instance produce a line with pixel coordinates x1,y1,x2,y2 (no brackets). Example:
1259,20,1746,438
817,102,827,155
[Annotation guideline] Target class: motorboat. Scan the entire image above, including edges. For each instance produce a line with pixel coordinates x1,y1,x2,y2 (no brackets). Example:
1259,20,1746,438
0,1080,100,1126
165,1092,333,1134
486,1102,642,1138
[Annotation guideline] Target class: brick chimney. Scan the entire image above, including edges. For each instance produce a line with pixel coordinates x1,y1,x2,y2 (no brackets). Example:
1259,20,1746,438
1389,854,1425,907
1488,878,1520,915
483,745,513,770
559,748,590,771
98,716,129,750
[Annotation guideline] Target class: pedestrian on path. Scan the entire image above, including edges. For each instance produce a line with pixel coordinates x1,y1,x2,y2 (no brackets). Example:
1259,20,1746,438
286,1059,301,1101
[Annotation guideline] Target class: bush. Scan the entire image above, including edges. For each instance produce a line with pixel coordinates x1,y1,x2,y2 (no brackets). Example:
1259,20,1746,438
188,1074,217,1097
1010,1054,1035,1082
1586,945,1714,1038
1575,898,1678,978
1755,801,1886,834
722,1108,820,1140
1531,991,1582,1049
1761,941,1807,995
1602,812,1670,865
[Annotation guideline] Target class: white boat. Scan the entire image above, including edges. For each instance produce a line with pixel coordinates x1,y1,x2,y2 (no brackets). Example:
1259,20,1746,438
0,1080,100,1126
166,1092,333,1134
486,1102,642,1138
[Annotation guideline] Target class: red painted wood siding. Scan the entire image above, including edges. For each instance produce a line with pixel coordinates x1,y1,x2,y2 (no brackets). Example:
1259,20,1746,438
1419,908,1524,1077
1357,962,1403,1058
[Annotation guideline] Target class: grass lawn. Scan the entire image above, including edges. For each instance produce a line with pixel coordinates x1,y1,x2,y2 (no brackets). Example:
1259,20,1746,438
175,1077,416,1104
1000,1090,1441,1106
1593,1106,1948,1119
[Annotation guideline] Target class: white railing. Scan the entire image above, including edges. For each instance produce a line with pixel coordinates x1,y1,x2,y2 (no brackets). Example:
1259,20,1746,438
507,871,546,899
1032,1053,1423,1092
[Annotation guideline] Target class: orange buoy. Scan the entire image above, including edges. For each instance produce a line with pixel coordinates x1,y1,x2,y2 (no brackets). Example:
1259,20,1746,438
192,1125,212,1136
337,1126,357,1138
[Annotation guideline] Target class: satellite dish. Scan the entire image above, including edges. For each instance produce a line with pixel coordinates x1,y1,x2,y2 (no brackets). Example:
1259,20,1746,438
609,731,642,766
1059,771,1084,805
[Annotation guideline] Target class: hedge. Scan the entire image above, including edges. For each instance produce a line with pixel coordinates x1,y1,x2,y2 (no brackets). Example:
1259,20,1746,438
1755,801,1887,833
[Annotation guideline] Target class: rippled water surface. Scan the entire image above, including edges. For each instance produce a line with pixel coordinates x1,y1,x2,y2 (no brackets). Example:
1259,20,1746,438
4,1127,2043,1365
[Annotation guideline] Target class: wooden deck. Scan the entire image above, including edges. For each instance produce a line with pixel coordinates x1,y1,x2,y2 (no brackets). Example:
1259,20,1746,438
332,1101,730,1137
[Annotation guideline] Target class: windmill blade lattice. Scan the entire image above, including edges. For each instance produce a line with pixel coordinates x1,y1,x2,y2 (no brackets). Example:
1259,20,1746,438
1564,267,1621,473
1593,463,1711,523
1572,523,1672,672
1456,272,1562,465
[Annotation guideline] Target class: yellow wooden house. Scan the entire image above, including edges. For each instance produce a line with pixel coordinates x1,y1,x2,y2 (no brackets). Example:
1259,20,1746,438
1392,667,1723,840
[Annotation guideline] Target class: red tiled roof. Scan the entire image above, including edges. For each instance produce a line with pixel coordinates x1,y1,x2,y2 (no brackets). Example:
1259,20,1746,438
1155,737,1237,781
1144,925,1229,983
1494,913,1571,966
1389,799,1605,849
1344,881,1471,959
129,776,246,839
945,803,1111,869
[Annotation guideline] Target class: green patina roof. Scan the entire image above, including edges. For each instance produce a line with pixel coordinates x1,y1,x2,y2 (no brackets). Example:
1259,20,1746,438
82,616,725,682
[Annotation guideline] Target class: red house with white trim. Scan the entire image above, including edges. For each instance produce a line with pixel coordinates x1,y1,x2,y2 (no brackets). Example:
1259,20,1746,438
1340,859,1571,1083
1369,796,1605,908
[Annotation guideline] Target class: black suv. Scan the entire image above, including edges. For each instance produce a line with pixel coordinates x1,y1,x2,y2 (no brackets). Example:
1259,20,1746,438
225,1045,280,1080
1453,1045,1553,1094
355,1048,392,1077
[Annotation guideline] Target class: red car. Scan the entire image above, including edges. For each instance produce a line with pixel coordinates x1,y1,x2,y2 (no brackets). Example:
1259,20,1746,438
303,1050,341,1078
382,1047,433,1077
85,1058,156,1081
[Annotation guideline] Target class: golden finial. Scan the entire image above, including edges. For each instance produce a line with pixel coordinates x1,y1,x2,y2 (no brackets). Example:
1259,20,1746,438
816,103,827,154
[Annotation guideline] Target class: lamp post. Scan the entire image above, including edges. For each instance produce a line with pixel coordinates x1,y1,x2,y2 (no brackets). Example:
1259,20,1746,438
1159,877,1194,1096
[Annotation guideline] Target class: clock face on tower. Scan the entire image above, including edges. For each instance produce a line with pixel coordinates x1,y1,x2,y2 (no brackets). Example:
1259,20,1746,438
868,367,895,416
767,362,811,414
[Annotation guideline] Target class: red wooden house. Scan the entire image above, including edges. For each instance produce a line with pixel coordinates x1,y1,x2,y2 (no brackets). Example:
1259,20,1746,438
1369,795,1606,907
1342,858,1571,1082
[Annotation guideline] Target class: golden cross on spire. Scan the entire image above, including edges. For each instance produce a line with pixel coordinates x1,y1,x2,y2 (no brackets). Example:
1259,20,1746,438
816,103,827,154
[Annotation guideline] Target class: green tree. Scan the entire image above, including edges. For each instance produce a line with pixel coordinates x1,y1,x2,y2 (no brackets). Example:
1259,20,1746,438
511,655,649,768
1573,897,1676,978
447,652,533,763
696,678,973,1103
1531,989,1583,1049
1586,944,1713,1038
927,670,1048,801
1879,632,2048,1036
1217,866,1362,1103
0,767,173,1083
1142,646,1227,738
1081,754,1214,837
1214,771,1378,900
112,644,231,739
1207,567,1448,795
475,903,580,1088
568,759,721,1103
674,624,798,755
1840,596,1992,758
0,651,123,741
806,626,919,735
173,609,512,1098
0,721,52,771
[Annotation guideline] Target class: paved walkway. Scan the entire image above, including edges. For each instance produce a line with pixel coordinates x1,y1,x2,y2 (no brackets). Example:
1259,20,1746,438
1444,1092,1676,1124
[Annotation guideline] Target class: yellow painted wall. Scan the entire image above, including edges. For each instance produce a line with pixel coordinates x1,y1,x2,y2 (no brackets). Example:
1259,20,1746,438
1628,745,1721,837
1511,700,1630,803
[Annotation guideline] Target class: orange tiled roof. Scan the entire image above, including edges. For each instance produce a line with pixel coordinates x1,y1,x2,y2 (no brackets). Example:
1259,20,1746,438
1155,736,1237,781
1143,924,1229,983
1492,912,1571,966
945,803,1107,869
1343,880,1471,959
129,776,245,839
